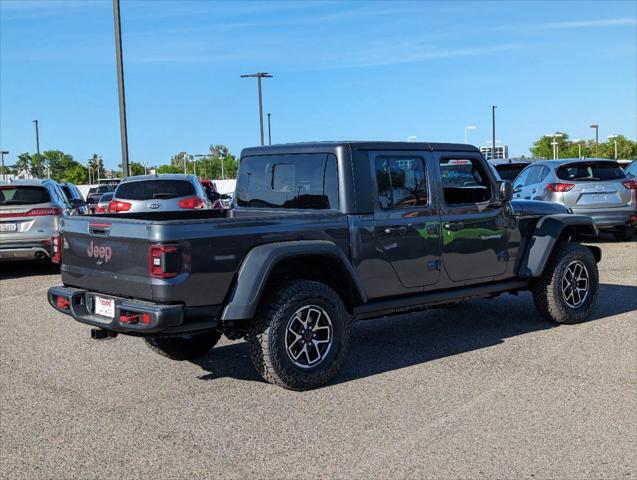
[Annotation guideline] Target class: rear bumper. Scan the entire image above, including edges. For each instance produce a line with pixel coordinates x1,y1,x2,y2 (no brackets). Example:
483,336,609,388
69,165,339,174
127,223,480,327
0,242,51,261
47,285,220,336
570,208,637,229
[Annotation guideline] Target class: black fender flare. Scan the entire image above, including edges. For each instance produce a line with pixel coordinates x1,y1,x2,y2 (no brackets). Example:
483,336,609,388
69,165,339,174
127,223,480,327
518,214,600,278
221,240,367,321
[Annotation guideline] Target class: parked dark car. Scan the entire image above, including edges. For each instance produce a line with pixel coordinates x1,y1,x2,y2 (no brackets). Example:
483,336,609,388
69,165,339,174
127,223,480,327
199,179,224,209
86,184,115,213
490,159,532,181
58,182,87,214
94,192,115,214
48,141,601,390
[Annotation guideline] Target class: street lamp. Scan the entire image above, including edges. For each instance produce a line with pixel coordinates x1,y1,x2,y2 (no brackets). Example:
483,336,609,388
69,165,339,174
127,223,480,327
607,135,619,160
113,0,130,177
571,139,583,159
267,113,272,146
464,125,476,144
590,124,599,156
544,133,564,160
240,72,272,146
491,106,497,161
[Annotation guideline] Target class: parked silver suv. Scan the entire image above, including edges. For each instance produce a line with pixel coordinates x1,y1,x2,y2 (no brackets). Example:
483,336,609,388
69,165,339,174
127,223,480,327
107,174,212,213
0,179,71,262
513,159,637,240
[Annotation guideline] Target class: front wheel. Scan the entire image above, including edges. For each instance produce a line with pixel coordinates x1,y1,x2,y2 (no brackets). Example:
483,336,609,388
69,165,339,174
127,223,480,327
144,331,221,360
532,242,598,324
247,280,352,390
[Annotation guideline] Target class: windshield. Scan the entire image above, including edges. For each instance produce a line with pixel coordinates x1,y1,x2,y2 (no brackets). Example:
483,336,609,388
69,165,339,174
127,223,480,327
0,186,51,205
557,162,625,181
115,180,196,200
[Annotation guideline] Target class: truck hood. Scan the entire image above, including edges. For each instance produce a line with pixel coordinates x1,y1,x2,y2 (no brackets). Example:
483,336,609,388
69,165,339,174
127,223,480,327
509,199,569,217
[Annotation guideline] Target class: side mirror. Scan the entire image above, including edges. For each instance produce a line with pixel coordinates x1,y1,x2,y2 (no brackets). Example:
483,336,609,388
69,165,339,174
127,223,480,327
208,192,221,202
496,180,513,203
70,198,85,208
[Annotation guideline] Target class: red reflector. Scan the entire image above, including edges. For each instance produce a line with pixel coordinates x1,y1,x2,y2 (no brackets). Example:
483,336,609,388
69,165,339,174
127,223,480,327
547,183,575,192
119,313,139,324
177,196,205,209
56,296,70,309
108,200,132,213
142,313,151,324
622,180,637,190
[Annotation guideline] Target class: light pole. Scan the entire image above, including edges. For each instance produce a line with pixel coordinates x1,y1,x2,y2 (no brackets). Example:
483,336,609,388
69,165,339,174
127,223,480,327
113,0,130,177
571,139,583,159
219,152,225,180
607,135,619,160
240,72,272,146
464,125,476,144
590,124,599,157
544,133,564,160
32,120,40,155
267,113,272,146
0,150,8,180
491,106,497,160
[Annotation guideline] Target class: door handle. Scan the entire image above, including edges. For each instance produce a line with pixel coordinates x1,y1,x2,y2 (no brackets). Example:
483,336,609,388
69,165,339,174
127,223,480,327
384,226,407,236
443,223,462,232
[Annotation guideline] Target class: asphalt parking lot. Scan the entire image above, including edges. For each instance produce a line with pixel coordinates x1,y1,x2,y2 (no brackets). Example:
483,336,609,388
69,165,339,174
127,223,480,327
0,236,635,479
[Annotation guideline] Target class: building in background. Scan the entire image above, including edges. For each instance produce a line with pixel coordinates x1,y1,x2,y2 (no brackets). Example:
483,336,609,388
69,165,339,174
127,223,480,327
480,144,509,160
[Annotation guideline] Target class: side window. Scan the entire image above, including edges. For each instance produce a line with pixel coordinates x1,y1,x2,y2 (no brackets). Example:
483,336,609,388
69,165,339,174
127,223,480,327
513,168,529,189
525,166,542,186
439,158,491,205
236,153,339,210
375,157,427,209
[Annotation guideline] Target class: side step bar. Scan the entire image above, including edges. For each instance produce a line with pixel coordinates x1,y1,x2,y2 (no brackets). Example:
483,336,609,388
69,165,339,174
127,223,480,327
353,280,529,320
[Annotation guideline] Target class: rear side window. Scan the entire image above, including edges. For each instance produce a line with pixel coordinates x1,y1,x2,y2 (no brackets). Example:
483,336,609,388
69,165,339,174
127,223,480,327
557,162,625,181
0,186,51,205
236,153,339,209
115,180,196,200
60,186,73,199
375,157,427,209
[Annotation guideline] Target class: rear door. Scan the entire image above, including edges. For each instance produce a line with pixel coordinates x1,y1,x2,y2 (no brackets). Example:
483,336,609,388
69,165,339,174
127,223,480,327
60,216,154,299
371,151,441,289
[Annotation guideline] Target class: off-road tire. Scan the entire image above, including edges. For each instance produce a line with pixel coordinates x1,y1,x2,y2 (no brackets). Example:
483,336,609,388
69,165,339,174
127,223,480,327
247,280,352,391
613,226,635,242
532,242,598,324
144,331,221,360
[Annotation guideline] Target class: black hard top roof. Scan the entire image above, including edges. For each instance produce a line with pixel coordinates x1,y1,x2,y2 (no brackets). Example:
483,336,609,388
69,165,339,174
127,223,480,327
241,141,481,157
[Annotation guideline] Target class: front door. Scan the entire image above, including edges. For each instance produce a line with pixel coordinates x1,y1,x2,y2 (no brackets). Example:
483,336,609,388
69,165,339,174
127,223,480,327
371,152,441,289
436,155,511,282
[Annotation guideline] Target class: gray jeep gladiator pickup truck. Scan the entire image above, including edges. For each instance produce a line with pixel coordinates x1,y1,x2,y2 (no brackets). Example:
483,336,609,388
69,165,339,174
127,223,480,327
48,142,601,390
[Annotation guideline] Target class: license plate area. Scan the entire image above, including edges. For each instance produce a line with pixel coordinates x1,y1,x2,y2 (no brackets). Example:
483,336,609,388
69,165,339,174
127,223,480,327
0,223,17,232
94,296,115,318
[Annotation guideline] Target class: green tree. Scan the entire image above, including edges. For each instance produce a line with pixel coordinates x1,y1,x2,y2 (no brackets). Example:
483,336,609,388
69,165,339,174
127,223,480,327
61,163,88,184
529,132,571,159
156,164,182,174
170,152,189,172
129,162,146,176
15,153,31,176
88,154,104,183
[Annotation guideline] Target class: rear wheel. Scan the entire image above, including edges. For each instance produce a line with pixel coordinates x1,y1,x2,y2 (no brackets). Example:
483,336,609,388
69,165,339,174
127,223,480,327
144,331,221,360
613,226,635,241
247,280,352,390
532,242,598,324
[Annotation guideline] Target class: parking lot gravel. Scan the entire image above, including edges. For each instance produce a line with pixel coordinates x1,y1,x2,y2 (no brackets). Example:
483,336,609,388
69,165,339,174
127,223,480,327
1,236,635,479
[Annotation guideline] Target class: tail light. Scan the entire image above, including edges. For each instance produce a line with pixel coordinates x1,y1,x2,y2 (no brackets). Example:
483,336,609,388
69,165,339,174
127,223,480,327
177,196,205,209
51,235,62,264
119,311,151,324
108,200,132,213
0,207,62,218
55,296,70,310
94,205,106,214
148,244,181,278
546,183,575,193
621,180,637,190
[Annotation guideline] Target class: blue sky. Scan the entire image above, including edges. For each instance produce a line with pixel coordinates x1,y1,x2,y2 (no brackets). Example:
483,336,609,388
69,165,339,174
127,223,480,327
1,0,636,170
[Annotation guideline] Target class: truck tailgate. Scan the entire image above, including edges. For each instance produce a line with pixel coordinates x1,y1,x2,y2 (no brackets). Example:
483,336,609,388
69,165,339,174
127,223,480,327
60,216,153,300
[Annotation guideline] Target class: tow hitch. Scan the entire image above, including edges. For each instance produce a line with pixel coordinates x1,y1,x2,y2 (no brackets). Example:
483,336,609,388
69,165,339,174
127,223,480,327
90,329,118,340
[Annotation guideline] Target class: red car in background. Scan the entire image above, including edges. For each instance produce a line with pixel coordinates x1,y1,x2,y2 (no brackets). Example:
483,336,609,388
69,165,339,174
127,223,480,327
199,179,224,209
